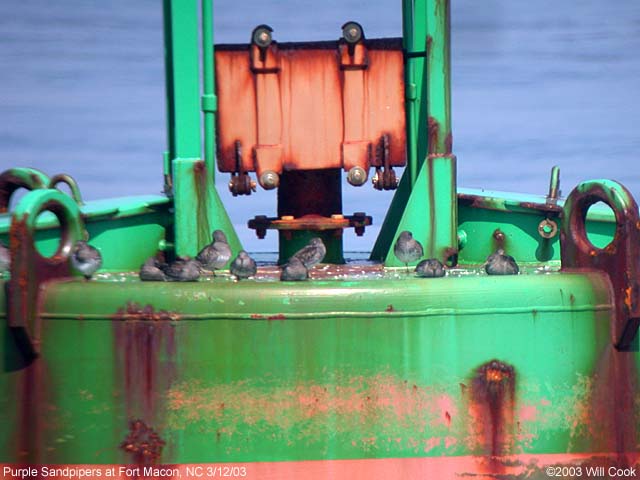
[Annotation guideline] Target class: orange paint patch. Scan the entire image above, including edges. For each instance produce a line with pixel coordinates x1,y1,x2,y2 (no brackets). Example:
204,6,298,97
518,405,538,422
5,453,639,480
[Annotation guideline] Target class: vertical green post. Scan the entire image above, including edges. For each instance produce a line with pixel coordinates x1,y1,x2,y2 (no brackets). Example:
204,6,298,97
402,0,428,188
163,0,202,161
163,0,240,257
372,0,457,265
201,0,217,175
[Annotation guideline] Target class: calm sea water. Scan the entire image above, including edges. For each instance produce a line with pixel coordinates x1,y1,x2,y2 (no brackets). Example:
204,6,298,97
1,1,639,251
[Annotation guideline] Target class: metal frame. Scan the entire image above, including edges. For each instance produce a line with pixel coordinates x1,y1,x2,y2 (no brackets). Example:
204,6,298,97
163,0,240,258
162,0,458,264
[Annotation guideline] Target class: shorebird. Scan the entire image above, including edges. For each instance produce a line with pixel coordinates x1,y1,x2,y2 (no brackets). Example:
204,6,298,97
230,250,257,280
394,231,423,271
196,229,232,271
139,257,167,281
280,256,308,281
485,249,519,275
415,258,446,278
291,237,326,269
71,240,103,280
0,241,9,272
163,257,201,282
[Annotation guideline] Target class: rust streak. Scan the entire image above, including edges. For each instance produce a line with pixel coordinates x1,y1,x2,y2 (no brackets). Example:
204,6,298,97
119,419,166,465
469,360,516,464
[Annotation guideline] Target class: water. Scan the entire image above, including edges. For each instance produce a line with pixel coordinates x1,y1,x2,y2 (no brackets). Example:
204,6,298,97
1,0,639,252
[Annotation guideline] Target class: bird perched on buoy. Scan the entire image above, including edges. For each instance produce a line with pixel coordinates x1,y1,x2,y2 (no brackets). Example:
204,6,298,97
196,230,232,272
291,237,326,270
415,258,446,278
163,257,201,282
230,250,257,280
139,257,167,281
394,231,423,271
280,256,308,281
71,240,102,280
0,241,10,273
485,249,519,275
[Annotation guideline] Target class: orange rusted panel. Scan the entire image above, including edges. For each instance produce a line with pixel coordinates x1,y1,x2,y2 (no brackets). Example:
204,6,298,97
215,38,406,176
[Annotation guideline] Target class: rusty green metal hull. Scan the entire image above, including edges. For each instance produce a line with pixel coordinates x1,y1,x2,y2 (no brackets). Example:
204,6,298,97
2,0,640,477
1,264,638,468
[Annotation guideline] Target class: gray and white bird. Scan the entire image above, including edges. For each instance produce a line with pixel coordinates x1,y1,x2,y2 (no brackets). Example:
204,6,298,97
163,257,201,282
280,256,308,281
196,230,232,271
139,257,167,281
230,250,257,280
291,237,326,269
71,240,102,280
0,241,10,273
415,258,446,278
394,231,423,270
485,249,519,275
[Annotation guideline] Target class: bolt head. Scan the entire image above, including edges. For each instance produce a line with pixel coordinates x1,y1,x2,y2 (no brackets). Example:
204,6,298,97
259,170,279,190
342,22,363,44
252,25,273,47
347,166,368,186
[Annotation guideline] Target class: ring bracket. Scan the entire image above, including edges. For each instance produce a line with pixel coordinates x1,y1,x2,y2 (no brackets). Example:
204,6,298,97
7,189,85,358
560,180,640,351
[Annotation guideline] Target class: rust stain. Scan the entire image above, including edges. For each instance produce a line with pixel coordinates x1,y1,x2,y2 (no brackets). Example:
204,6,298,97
385,304,395,312
215,40,405,174
444,132,453,154
112,309,177,465
427,116,439,155
588,345,638,462
112,302,180,322
192,160,211,250
15,359,55,462
119,419,166,465
468,360,516,459
492,229,506,252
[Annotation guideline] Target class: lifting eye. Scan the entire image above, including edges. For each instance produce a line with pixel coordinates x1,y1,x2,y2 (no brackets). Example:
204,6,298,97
252,24,273,48
341,21,364,44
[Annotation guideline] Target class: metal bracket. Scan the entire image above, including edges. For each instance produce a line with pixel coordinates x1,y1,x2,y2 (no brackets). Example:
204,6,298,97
249,25,283,188
339,24,372,186
561,180,640,351
7,189,84,357
0,167,50,213
372,135,399,190
228,141,256,196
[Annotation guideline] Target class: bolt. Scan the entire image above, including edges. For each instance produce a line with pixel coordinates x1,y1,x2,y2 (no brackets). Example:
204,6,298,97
347,166,368,186
537,219,558,239
342,22,363,43
259,170,279,190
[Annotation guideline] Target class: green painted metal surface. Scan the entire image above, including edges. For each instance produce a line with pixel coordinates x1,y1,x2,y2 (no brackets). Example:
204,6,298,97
163,0,201,163
1,271,632,463
172,158,241,258
383,156,457,266
201,0,217,175
373,0,457,264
